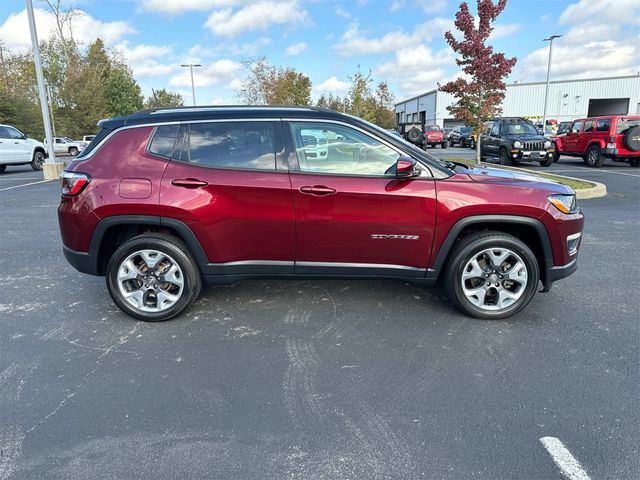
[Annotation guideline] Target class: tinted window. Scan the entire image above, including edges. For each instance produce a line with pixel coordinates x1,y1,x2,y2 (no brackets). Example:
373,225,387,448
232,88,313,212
0,126,10,139
583,120,594,132
616,118,640,134
491,123,500,136
185,122,276,170
148,124,178,158
290,122,400,176
596,119,610,132
6,127,24,139
500,122,538,135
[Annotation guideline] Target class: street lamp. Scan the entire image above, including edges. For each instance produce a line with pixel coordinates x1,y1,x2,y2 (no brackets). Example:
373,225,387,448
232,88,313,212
542,35,562,134
180,63,202,106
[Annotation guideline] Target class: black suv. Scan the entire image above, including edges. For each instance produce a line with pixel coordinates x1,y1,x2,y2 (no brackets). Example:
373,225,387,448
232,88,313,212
480,118,555,167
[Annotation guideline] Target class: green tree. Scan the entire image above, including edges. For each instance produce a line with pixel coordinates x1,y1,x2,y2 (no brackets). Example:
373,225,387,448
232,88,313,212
346,67,376,122
236,57,311,106
145,88,185,108
373,81,395,129
316,93,347,112
105,63,144,117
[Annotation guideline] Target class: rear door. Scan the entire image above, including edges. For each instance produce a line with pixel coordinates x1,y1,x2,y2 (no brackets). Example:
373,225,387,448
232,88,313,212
159,120,295,274
5,126,32,162
285,120,436,277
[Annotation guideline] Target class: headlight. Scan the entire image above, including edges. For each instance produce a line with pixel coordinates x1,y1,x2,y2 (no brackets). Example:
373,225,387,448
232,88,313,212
548,194,579,214
545,140,552,148
513,141,522,148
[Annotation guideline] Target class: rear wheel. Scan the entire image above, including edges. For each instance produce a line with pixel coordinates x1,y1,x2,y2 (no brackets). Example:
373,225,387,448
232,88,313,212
106,233,202,321
629,158,640,168
31,150,45,171
441,140,448,149
499,147,512,166
0,165,6,174
69,147,79,156
443,232,539,319
585,145,604,168
469,138,475,149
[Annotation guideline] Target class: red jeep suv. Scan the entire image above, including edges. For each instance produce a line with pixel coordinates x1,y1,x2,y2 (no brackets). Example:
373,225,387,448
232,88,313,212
58,107,584,321
553,115,640,167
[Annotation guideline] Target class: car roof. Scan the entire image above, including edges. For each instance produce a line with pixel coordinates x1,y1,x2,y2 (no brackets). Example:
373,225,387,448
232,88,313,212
99,106,351,130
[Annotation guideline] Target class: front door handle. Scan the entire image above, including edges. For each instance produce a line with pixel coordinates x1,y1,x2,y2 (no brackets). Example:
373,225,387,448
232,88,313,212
171,178,209,188
299,185,337,196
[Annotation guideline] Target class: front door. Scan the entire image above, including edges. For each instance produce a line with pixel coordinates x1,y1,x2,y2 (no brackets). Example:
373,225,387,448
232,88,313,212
286,121,437,277
0,126,18,162
158,120,295,275
564,120,583,152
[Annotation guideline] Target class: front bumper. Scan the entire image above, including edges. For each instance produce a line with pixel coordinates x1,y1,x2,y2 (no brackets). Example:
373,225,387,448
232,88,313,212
543,258,578,291
510,149,555,160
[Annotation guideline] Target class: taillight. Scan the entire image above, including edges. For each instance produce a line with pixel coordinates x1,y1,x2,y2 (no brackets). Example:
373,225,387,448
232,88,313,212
61,172,91,196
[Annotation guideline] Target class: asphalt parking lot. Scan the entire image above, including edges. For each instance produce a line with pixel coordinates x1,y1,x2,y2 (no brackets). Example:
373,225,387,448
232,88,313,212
1,152,638,479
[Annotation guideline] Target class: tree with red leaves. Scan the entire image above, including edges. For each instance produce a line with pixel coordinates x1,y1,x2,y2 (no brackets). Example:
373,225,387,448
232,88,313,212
440,0,517,164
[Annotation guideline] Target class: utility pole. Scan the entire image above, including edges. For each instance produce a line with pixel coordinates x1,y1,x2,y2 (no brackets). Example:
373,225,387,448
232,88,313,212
180,63,202,106
46,84,56,136
542,35,562,135
26,0,60,179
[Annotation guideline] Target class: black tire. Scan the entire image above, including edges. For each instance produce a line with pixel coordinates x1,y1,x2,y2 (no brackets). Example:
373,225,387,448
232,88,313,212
499,147,512,166
31,150,45,171
539,155,553,167
0,165,6,174
441,141,448,149
629,158,640,168
585,145,604,168
69,147,79,156
552,150,560,163
469,139,475,149
407,127,422,143
623,126,640,152
106,233,202,321
443,231,540,320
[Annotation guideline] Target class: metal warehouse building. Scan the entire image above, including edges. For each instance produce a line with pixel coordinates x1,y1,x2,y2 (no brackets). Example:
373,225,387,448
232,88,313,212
394,74,640,127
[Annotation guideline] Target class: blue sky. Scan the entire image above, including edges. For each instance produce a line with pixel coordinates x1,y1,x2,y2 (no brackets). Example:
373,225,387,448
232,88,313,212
1,0,638,105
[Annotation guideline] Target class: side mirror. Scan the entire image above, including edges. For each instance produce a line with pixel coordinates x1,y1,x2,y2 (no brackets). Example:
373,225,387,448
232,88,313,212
395,156,418,178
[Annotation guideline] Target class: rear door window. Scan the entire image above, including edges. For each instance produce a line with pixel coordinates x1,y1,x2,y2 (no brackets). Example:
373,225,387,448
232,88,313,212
176,122,277,170
582,120,594,133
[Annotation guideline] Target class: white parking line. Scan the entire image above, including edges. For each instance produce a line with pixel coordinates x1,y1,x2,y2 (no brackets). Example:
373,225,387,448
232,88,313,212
0,179,54,192
0,176,41,182
552,169,640,178
540,436,591,480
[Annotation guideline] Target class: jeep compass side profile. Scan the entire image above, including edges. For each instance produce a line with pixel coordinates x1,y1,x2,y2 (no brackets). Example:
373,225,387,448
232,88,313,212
58,107,584,321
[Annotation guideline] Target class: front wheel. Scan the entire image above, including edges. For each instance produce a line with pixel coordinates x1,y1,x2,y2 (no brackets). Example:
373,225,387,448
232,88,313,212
469,139,475,149
539,155,553,167
106,233,202,321
441,141,448,149
443,232,540,319
69,147,79,156
31,150,45,171
0,165,6,174
629,158,640,168
499,148,512,166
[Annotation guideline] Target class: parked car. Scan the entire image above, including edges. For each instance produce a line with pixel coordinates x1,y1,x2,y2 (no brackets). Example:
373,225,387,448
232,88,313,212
300,128,328,160
0,124,47,173
387,129,403,138
83,135,96,142
443,127,453,141
44,136,87,156
450,126,475,148
58,106,584,321
423,125,448,149
480,117,555,167
553,115,640,167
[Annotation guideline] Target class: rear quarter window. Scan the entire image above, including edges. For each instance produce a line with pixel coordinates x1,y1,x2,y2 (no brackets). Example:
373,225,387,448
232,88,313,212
148,124,179,158
596,119,610,132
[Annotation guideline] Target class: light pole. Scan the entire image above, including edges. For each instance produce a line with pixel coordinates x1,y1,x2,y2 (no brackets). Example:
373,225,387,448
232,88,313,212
26,0,57,176
542,35,562,134
180,63,202,106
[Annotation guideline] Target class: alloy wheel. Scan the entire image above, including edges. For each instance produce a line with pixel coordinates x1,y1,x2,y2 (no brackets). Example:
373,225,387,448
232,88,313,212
460,247,528,311
116,249,184,313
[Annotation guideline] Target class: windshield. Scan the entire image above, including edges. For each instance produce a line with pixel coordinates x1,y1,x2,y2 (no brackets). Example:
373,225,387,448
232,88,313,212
460,127,472,134
63,137,74,142
616,118,640,134
500,122,539,135
425,125,440,131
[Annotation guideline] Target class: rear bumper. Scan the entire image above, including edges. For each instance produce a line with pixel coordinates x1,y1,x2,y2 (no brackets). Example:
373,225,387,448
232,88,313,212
63,245,99,276
603,147,640,159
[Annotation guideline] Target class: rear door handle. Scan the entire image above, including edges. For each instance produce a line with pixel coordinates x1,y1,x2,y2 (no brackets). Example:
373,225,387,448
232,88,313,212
171,178,208,188
299,185,337,196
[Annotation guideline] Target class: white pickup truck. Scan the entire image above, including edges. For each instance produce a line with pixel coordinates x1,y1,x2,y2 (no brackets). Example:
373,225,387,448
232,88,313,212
44,137,88,156
0,124,47,173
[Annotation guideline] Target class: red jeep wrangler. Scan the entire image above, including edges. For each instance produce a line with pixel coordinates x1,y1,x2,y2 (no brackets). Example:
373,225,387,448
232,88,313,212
424,125,448,149
58,107,583,322
553,115,640,167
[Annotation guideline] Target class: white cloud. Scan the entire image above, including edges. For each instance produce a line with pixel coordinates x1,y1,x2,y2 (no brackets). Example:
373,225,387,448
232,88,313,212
389,0,446,14
204,1,310,37
0,8,134,51
517,0,640,81
285,42,307,56
168,59,242,88
314,76,350,94
115,41,175,78
490,23,521,40
334,18,452,57
229,37,272,56
335,6,351,18
138,0,249,15
375,44,455,97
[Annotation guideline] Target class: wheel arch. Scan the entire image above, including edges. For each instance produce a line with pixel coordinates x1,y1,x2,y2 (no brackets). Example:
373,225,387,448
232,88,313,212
90,215,209,276
430,215,553,287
